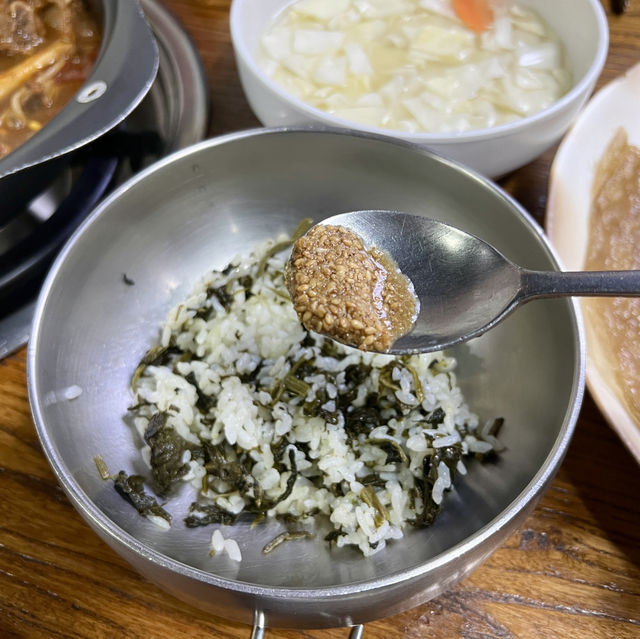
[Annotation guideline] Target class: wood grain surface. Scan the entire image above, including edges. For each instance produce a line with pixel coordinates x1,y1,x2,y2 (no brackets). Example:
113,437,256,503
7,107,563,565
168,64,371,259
1,1,639,637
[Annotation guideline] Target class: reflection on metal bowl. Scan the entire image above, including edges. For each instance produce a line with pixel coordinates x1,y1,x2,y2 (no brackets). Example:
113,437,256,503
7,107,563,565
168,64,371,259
28,128,584,632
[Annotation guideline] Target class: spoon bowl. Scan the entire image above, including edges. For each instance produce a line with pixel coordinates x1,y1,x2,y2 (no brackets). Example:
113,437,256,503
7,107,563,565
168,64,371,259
322,210,640,354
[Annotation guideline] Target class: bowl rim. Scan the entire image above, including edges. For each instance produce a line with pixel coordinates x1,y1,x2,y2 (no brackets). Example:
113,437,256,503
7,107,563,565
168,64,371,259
27,126,586,600
229,0,609,144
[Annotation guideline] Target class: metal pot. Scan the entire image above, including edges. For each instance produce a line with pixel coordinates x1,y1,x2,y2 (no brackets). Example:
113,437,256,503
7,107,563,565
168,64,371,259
0,0,158,224
28,128,584,634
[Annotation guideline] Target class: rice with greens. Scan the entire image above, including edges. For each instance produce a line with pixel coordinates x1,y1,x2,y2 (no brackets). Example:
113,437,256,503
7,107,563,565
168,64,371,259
128,232,502,557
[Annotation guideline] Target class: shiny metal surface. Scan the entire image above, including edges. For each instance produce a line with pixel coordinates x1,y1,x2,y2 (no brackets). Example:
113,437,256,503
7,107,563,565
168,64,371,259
137,0,209,153
28,128,585,629
321,210,640,355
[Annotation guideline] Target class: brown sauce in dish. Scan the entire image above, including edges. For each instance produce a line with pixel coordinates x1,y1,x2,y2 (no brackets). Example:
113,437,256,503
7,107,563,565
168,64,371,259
0,1,101,159
584,129,640,422
286,224,419,352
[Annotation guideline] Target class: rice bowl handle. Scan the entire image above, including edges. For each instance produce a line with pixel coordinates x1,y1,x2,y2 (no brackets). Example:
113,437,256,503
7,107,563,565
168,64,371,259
249,621,364,637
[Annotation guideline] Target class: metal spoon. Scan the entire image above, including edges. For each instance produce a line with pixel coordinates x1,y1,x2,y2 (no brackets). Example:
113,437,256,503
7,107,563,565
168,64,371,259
319,210,640,355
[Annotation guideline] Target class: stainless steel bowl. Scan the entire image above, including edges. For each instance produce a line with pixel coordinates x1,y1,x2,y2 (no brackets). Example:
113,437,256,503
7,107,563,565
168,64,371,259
0,0,158,223
28,128,585,632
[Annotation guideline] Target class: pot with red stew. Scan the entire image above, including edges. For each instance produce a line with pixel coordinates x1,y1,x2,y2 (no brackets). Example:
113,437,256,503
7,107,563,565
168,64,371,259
0,0,158,224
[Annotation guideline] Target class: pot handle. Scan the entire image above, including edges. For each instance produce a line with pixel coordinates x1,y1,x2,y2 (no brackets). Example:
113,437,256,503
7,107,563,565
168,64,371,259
250,614,364,638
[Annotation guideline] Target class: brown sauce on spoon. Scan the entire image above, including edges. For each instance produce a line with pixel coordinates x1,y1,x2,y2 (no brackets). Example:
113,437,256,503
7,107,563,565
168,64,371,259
286,224,418,352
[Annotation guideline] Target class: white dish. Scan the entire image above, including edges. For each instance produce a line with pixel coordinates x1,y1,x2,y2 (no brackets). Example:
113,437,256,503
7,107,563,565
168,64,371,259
547,61,640,463
230,0,609,178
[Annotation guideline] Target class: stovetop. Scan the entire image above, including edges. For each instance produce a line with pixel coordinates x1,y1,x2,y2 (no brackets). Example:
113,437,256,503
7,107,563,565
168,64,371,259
0,0,209,359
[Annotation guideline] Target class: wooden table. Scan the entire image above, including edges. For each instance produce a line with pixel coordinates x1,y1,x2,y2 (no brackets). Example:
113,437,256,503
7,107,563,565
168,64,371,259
1,1,639,637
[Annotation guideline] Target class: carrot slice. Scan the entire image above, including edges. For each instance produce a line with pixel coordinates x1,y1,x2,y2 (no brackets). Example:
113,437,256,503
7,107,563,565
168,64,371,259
452,0,494,33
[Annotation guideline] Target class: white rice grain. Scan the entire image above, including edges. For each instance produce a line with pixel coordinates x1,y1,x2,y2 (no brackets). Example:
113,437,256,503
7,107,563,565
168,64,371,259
224,538,242,562
210,529,225,553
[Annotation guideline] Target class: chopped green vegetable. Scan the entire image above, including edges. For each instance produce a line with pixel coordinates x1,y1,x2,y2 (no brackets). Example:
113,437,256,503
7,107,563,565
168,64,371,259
426,407,445,426
344,406,381,440
256,219,312,277
143,412,191,495
185,371,216,413
271,355,311,405
344,363,370,386
319,338,345,360
360,474,387,489
360,485,389,527
94,455,111,480
291,217,314,242
256,240,293,277
200,441,263,508
303,386,339,424
262,530,315,554
269,448,297,508
184,502,238,527
206,283,234,310
239,362,263,385
113,471,172,524
268,286,291,301
403,362,425,403
482,417,504,438
194,305,214,321
368,438,408,464
283,374,310,398
378,363,401,393
237,274,254,295
131,344,182,391
438,443,463,471
412,456,440,527
300,332,316,348
143,410,168,440
324,529,346,545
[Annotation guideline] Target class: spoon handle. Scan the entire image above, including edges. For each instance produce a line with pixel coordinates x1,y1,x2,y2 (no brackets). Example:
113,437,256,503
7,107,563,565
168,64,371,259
521,269,640,300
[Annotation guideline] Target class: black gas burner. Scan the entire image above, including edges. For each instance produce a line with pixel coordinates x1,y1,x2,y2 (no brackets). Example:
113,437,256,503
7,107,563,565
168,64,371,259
0,130,161,305
0,152,118,305
0,0,208,358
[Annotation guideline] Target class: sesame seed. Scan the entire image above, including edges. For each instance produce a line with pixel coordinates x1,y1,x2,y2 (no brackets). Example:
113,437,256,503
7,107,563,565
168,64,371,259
284,224,418,351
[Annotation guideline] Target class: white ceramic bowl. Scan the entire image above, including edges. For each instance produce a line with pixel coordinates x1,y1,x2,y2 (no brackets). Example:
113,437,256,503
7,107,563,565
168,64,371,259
230,0,609,178
547,62,640,464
